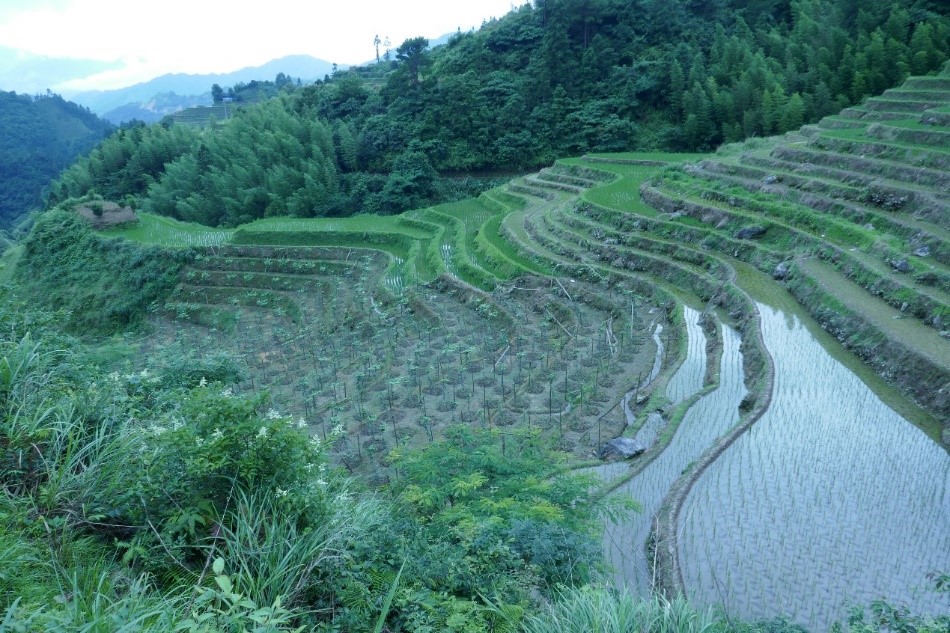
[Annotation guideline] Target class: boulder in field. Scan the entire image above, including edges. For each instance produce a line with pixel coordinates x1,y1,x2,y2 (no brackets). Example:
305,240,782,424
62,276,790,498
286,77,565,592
598,437,645,461
772,260,792,280
736,225,767,240
889,258,911,273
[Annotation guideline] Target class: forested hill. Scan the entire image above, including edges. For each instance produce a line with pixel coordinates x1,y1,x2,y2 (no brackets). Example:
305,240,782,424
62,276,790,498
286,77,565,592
0,91,112,229
308,0,950,168
46,0,949,225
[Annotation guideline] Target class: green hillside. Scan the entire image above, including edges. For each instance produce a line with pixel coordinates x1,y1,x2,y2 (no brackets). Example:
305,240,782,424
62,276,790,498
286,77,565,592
3,3,950,632
45,0,950,224
0,91,112,229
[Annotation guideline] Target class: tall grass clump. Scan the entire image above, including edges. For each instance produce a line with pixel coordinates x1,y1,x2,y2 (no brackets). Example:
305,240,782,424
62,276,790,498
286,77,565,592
521,586,716,633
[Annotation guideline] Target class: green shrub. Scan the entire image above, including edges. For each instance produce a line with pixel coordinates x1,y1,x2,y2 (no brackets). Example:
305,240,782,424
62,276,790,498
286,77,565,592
15,210,190,335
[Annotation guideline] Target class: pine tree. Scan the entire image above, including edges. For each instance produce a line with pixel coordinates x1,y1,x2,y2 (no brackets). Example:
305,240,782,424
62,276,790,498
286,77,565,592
781,93,805,132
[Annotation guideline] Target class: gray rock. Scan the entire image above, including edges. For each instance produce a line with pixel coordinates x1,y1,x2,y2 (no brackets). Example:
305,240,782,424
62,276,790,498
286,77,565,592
913,245,931,257
736,225,768,240
598,437,645,461
763,174,779,184
863,223,875,231
772,260,792,280
890,258,911,273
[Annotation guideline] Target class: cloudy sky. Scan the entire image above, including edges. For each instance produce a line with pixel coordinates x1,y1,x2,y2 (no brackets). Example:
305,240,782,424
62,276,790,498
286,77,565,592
0,0,522,94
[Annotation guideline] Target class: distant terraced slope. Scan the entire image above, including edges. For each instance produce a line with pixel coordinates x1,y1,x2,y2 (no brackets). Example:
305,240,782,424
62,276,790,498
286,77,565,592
101,67,949,433
494,68,949,430
652,68,950,420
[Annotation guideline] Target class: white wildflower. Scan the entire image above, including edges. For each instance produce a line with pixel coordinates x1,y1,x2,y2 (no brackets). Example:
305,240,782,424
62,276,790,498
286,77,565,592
296,417,307,429
305,463,315,472
266,408,281,420
108,371,120,382
334,492,351,504
211,428,224,441
221,388,233,398
257,426,269,439
199,376,207,387
310,436,321,448
140,368,150,378
196,436,204,447
316,478,327,487
332,423,344,436
275,488,288,499
171,420,184,431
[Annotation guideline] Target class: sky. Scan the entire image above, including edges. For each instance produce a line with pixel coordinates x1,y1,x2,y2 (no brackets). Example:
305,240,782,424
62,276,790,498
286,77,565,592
0,0,523,94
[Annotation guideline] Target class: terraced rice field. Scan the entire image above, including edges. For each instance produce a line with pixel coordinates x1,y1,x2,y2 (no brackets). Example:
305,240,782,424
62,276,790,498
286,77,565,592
678,305,949,630
102,66,948,628
138,241,676,478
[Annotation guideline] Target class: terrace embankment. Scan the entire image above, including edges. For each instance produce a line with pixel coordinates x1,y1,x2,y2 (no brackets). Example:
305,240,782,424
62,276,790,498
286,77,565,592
649,298,774,601
625,67,950,436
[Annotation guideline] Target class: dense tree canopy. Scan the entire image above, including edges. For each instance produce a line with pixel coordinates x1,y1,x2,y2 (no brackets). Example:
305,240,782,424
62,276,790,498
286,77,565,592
46,0,950,226
0,91,112,229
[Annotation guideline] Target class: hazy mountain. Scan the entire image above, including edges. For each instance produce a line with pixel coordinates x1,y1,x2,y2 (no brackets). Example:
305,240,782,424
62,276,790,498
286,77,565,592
71,55,337,122
0,46,122,95
101,92,212,124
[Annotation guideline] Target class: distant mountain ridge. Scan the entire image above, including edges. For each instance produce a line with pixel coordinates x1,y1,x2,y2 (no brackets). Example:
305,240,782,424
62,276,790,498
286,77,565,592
72,55,337,123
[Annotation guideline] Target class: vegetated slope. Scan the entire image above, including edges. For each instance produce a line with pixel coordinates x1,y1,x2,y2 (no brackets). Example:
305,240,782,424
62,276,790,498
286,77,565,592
299,0,950,172
41,0,950,225
11,74,950,633
47,94,498,223
647,67,950,423
33,67,950,431
14,210,190,335
0,91,112,229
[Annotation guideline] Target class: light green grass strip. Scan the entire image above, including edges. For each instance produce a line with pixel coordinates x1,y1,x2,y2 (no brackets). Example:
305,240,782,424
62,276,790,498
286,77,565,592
103,212,232,247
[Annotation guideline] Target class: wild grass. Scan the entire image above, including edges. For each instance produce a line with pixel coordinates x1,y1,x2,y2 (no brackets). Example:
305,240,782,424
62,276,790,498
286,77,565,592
520,586,716,633
214,490,383,612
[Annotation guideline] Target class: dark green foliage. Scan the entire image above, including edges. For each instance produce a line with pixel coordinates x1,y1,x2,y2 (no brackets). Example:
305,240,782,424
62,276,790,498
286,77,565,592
0,308,365,629
507,519,601,587
14,210,189,335
119,387,332,570
48,120,197,205
326,425,607,630
48,1,949,226
0,91,112,229
292,0,950,168
155,351,245,389
144,98,341,225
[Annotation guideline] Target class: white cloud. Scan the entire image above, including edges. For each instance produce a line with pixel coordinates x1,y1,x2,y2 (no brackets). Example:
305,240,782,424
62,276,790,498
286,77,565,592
0,0,524,90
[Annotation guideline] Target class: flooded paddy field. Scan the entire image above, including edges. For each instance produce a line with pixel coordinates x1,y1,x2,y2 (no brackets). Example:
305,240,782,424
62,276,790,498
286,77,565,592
678,304,950,630
600,306,747,596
